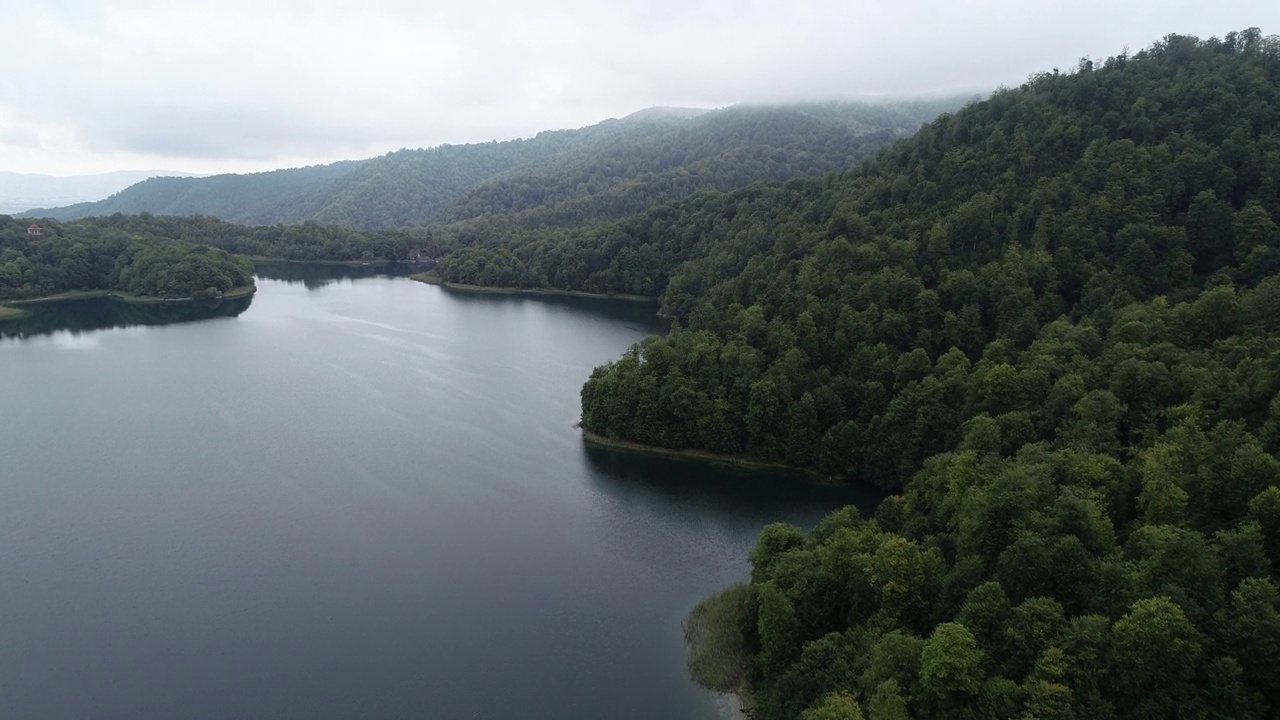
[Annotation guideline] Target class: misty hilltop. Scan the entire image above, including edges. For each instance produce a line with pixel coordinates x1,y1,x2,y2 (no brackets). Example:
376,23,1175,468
27,99,967,231
619,106,712,122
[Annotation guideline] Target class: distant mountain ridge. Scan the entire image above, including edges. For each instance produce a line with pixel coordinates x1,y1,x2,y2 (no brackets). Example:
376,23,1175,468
28,161,362,226
432,100,964,235
27,99,967,231
0,169,197,215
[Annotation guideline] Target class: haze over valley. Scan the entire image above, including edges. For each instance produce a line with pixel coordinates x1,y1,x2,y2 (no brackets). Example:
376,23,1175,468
0,169,197,215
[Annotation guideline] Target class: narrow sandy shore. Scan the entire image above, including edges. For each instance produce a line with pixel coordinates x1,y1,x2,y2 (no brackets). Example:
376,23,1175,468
712,691,749,720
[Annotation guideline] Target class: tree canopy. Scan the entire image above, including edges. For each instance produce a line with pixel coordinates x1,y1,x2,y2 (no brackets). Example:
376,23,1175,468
428,101,965,293
0,216,254,301
577,29,1280,719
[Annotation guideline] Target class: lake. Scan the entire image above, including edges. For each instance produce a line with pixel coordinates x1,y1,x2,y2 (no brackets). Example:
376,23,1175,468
0,265,882,719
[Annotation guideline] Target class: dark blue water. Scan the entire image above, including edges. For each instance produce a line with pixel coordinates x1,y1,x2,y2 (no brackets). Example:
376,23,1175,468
0,267,881,719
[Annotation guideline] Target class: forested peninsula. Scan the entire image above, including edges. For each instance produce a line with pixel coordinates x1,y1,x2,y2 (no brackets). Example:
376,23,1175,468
0,216,255,304
580,30,1280,720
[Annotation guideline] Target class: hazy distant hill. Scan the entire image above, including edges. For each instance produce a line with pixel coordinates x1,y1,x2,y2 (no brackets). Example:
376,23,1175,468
434,100,965,234
0,170,196,215
31,99,966,231
25,162,360,226
619,106,711,122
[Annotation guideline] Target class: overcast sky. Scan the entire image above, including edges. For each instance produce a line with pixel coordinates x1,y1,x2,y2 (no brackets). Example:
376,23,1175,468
3,0,1276,176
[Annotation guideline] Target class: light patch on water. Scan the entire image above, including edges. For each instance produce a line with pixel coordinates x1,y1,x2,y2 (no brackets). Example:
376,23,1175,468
0,322,154,350
348,329,457,363
46,331,103,350
327,313,448,342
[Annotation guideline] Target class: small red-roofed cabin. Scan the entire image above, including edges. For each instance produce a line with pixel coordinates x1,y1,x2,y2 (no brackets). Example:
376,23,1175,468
27,224,41,236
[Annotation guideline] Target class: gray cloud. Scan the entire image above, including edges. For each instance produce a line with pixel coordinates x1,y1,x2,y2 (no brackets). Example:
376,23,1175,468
0,127,40,148
2,0,1276,174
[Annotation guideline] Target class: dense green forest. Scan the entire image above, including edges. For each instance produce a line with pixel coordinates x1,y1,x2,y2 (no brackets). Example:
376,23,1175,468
577,30,1280,719
30,101,962,235
0,216,254,301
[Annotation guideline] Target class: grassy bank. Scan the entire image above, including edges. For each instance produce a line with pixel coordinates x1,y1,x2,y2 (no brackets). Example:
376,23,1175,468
219,284,258,300
2,284,256,306
110,283,258,304
4,290,112,304
685,583,752,717
581,429,838,482
0,305,24,320
411,273,658,302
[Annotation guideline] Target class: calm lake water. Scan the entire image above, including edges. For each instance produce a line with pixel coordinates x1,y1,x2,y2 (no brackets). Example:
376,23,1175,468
0,265,882,720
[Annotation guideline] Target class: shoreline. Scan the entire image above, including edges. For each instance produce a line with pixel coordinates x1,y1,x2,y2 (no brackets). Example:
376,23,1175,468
684,582,753,720
411,273,659,302
714,691,749,720
0,283,257,307
249,256,393,267
219,285,259,300
581,428,841,483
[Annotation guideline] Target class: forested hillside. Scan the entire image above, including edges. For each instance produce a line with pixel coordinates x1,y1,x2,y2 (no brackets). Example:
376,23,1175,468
66,214,427,263
31,101,961,234
578,30,1280,719
436,101,956,228
0,216,254,301
30,161,359,227
430,101,962,293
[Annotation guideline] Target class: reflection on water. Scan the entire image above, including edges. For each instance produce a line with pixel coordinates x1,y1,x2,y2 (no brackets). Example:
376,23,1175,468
256,260,670,333
439,289,667,334
252,260,413,288
0,295,253,341
584,443,885,524
252,258,670,333
0,262,416,340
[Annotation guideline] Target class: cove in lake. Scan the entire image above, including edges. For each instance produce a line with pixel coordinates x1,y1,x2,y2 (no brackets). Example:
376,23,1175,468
0,263,884,719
